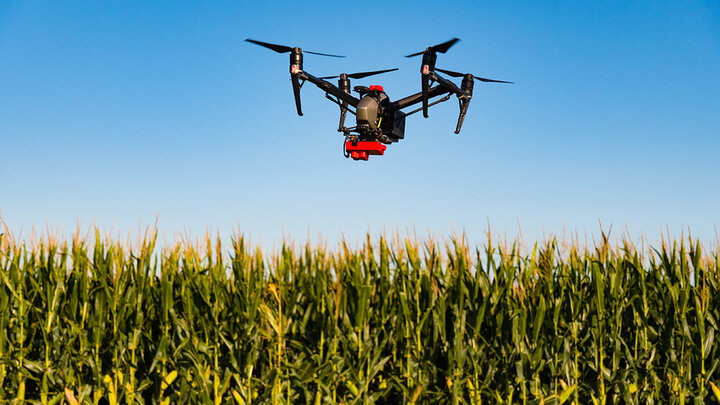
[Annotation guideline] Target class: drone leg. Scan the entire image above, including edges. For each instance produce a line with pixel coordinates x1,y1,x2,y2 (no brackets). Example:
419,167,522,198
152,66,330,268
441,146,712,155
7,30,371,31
291,75,303,116
421,76,430,118
338,101,348,132
455,98,470,134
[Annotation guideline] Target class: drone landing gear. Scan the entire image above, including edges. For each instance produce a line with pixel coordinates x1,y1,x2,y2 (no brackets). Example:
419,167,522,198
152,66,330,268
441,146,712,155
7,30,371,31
344,140,387,161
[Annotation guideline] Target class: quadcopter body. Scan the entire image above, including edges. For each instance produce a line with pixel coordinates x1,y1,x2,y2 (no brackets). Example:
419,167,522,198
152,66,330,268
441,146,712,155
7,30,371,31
246,38,512,161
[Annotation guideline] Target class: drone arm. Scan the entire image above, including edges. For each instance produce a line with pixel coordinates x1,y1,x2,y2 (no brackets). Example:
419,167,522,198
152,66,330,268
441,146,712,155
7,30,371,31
391,67,474,114
387,85,450,112
430,72,469,99
420,71,466,118
402,94,452,117
295,71,360,107
432,72,473,134
324,93,355,115
388,74,473,133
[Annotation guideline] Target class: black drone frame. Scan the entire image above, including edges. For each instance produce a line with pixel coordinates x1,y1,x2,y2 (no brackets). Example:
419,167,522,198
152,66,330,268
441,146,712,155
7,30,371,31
246,38,511,138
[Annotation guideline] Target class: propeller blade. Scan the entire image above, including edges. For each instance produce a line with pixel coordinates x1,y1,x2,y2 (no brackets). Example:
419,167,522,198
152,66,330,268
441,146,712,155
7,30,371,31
435,68,464,78
347,68,398,79
405,50,425,58
245,38,345,57
304,50,345,58
245,39,293,53
431,37,460,54
406,38,460,57
474,76,513,84
319,68,398,80
437,68,513,83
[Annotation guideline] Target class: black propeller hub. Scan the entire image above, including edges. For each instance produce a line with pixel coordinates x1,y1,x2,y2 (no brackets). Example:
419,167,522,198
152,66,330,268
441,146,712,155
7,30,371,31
461,74,474,97
338,74,350,94
290,48,303,73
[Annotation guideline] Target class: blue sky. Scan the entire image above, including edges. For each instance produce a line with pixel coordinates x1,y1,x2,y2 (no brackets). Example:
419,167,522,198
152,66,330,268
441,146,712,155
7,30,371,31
1,1,719,248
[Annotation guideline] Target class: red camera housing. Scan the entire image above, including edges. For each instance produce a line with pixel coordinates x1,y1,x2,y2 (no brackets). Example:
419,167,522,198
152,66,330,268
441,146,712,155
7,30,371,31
345,141,387,161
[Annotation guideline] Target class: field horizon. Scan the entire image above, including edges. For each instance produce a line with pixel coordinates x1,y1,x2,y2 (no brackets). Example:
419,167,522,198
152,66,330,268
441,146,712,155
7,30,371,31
3,215,718,261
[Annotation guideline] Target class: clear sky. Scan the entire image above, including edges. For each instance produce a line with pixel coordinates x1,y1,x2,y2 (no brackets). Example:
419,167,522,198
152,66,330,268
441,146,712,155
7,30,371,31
1,1,719,248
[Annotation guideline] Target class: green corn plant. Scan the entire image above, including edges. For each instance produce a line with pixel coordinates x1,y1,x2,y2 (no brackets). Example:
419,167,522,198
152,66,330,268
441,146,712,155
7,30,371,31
1,227,720,403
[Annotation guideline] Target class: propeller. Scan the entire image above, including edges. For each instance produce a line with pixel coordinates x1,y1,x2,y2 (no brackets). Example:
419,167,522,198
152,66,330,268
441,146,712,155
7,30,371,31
245,38,345,58
319,68,399,80
435,68,513,83
405,38,460,57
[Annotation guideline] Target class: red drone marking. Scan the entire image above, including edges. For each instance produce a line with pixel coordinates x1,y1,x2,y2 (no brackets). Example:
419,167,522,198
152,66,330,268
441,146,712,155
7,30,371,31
345,141,386,161
368,85,384,91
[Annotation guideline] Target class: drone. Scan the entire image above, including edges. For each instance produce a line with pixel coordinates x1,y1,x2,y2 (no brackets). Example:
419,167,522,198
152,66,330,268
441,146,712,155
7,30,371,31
245,38,512,161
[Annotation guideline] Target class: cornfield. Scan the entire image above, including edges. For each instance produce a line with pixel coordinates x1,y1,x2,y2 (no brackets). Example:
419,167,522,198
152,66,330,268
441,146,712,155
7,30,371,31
1,228,720,404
